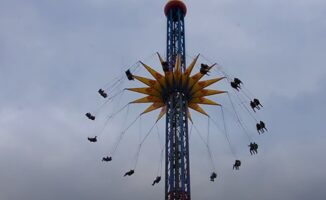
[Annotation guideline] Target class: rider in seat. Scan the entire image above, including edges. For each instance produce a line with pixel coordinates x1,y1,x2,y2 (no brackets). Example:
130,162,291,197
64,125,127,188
233,160,241,170
124,169,135,177
250,101,257,112
85,113,95,120
253,98,263,108
102,156,112,162
231,77,242,91
210,172,217,182
260,121,267,132
234,78,243,86
152,176,161,186
98,89,108,98
249,142,259,155
125,70,134,81
230,81,240,91
200,63,210,75
88,136,97,143
249,142,258,154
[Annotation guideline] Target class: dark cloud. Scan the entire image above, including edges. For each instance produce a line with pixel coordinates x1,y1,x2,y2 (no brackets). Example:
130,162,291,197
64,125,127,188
1,0,326,200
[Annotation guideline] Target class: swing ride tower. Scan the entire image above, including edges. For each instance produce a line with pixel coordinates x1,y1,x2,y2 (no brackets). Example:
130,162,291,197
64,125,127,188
86,0,265,199
127,0,225,199
164,1,190,200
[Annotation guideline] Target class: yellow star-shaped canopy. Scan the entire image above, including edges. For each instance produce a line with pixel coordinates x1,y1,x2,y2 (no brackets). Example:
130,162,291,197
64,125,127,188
127,53,226,121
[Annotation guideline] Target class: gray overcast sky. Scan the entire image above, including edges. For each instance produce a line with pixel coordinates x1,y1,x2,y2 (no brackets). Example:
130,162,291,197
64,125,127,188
1,0,326,200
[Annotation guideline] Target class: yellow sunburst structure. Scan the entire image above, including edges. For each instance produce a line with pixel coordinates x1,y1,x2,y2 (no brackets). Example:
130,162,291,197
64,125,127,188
128,53,226,121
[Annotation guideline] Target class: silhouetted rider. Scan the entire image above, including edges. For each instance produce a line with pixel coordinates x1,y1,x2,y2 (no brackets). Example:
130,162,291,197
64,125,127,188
152,176,161,186
233,160,241,170
102,156,112,162
200,63,210,75
125,70,134,81
210,172,217,182
88,136,97,143
86,113,95,120
124,170,135,177
98,89,108,98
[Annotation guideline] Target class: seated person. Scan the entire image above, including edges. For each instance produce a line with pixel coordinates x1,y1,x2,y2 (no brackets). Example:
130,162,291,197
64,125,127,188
124,169,135,177
210,172,217,182
85,113,95,120
88,136,97,142
125,70,134,81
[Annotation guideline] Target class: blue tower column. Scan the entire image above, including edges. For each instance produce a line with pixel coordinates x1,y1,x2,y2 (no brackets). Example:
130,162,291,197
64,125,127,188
164,1,190,200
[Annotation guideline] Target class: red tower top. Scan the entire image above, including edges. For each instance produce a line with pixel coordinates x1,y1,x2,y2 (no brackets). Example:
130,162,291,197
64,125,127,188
164,0,187,16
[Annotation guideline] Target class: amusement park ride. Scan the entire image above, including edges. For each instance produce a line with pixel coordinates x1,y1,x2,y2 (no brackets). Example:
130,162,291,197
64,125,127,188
85,1,267,200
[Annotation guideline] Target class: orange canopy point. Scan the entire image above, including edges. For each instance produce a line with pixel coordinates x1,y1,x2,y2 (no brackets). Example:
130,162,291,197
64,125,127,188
164,0,187,16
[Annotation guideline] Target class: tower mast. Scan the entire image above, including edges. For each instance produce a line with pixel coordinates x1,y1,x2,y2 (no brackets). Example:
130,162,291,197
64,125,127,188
124,1,224,198
164,1,190,200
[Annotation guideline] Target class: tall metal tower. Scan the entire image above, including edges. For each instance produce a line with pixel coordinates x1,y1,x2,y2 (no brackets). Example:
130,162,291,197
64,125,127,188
164,1,190,200
126,1,224,199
